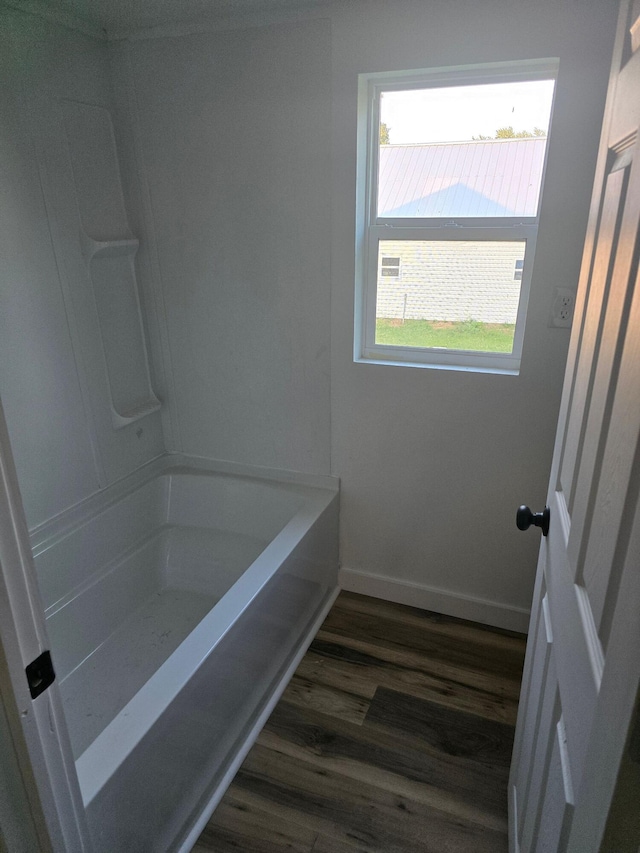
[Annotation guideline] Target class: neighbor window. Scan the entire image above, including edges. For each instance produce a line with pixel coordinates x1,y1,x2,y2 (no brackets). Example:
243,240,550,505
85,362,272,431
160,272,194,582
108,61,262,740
355,60,557,373
380,256,401,279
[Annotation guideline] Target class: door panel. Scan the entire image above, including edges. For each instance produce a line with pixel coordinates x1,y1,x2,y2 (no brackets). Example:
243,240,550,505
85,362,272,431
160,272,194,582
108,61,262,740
521,674,559,849
535,715,573,853
559,164,628,512
576,150,639,628
509,2,640,851
513,582,551,823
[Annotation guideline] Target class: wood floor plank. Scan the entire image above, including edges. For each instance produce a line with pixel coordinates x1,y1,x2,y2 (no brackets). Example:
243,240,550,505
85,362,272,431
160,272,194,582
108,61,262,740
192,793,317,852
318,606,524,682
294,651,378,700
231,743,508,853
315,627,521,703
334,592,526,650
281,674,370,725
258,699,509,828
303,637,520,724
311,834,371,853
365,686,514,770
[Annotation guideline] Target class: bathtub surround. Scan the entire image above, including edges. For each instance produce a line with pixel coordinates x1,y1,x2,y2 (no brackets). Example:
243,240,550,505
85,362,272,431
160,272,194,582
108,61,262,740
0,8,166,527
108,18,332,475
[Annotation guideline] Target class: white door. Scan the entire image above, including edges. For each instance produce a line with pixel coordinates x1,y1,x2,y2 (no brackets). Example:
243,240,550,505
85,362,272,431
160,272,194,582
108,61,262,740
509,1,640,850
0,398,93,852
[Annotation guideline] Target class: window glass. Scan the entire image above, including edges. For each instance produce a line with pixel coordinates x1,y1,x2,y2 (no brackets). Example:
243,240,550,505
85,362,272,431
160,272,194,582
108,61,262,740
378,81,555,219
375,239,527,353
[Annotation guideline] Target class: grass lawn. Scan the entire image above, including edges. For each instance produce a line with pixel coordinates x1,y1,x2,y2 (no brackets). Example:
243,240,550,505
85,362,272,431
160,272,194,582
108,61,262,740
375,318,515,352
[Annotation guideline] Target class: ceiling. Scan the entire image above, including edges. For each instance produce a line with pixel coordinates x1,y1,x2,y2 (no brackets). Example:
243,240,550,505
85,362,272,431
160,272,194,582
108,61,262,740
44,0,326,34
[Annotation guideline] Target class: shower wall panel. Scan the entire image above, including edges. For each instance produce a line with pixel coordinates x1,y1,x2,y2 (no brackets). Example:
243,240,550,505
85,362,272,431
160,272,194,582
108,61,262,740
0,10,165,528
110,19,332,475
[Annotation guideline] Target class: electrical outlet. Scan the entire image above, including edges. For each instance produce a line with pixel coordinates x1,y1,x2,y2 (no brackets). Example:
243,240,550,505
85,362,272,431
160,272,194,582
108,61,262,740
550,287,576,328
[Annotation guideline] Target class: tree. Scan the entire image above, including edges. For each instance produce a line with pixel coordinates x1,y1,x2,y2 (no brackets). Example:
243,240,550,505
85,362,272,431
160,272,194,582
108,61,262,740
380,122,390,145
495,126,517,138
495,126,547,138
473,127,547,140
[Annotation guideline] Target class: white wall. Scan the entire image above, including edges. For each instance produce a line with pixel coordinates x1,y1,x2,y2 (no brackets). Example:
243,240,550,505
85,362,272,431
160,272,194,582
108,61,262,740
0,9,165,529
329,0,618,629
110,18,332,475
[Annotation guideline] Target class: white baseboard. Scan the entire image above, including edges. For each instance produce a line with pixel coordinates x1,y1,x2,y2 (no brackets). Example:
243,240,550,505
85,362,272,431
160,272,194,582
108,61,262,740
339,567,530,634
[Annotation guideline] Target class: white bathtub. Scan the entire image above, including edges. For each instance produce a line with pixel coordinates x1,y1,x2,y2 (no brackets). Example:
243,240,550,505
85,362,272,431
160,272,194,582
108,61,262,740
30,456,339,852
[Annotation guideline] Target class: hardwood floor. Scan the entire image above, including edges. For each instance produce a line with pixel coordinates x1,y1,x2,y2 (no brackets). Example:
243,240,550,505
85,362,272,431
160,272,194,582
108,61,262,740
193,591,526,853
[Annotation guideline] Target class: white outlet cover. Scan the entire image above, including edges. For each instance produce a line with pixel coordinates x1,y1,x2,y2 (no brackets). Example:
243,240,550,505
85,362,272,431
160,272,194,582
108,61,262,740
550,287,576,328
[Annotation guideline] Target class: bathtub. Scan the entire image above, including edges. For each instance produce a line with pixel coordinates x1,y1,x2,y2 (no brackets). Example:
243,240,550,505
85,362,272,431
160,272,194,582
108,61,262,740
30,456,339,852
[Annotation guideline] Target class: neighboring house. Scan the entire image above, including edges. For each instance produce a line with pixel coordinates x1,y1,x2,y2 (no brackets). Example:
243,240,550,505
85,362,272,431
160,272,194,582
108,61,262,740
377,239,525,323
377,137,545,324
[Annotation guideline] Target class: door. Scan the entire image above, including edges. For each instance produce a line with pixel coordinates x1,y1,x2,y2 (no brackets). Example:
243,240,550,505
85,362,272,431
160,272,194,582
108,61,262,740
0,398,93,852
509,1,640,850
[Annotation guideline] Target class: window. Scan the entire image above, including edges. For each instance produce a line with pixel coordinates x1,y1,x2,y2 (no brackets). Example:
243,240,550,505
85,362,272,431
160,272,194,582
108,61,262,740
355,60,557,373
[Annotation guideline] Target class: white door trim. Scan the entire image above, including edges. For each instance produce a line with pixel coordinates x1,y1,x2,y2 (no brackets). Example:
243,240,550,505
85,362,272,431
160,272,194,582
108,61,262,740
0,397,93,852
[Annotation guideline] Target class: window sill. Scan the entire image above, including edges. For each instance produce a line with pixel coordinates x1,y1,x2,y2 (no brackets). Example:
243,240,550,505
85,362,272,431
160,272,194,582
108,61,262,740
355,351,520,375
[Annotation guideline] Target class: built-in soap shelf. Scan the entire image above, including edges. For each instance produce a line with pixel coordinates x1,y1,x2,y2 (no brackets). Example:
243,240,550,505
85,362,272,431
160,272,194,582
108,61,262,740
80,231,140,261
62,99,161,432
81,228,161,430
111,399,162,429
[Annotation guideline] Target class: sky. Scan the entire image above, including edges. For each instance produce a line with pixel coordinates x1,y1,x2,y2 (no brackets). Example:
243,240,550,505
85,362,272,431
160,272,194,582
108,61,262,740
380,79,556,145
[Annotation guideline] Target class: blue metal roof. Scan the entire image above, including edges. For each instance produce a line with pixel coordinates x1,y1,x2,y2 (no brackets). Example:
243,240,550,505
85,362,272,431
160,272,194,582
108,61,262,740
378,137,546,218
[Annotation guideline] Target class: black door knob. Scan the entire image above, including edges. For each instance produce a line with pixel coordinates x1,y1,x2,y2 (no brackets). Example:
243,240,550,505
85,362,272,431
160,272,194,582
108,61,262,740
516,505,550,537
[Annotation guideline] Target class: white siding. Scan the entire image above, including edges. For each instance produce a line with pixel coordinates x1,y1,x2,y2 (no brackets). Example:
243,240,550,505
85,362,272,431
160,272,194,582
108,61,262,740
377,241,524,324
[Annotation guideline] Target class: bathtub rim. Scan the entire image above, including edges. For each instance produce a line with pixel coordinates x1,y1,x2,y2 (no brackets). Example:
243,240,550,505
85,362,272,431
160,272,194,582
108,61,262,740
29,451,339,549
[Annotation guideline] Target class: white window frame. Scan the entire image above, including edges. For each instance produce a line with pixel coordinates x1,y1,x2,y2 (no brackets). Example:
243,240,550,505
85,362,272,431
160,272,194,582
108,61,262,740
354,59,558,375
